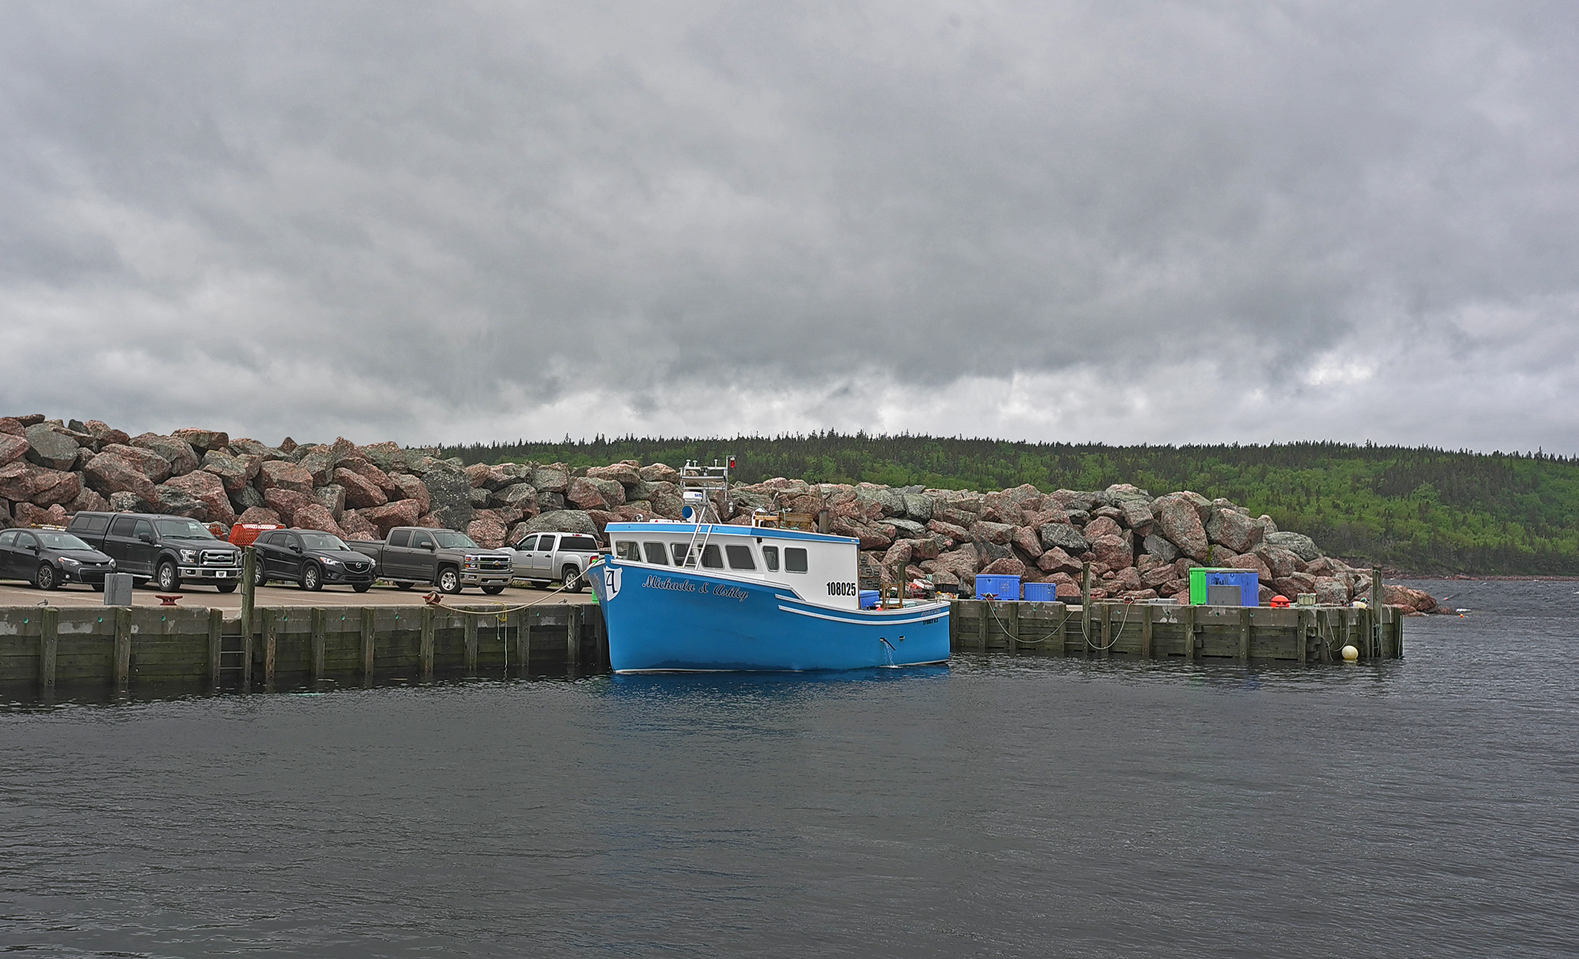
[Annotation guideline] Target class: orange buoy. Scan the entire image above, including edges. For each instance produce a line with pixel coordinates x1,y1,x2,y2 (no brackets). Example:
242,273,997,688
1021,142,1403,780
1269,595,1290,608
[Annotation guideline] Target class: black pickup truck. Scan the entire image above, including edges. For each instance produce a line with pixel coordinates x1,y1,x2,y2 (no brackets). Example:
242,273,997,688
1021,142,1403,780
66,511,243,592
347,526,513,594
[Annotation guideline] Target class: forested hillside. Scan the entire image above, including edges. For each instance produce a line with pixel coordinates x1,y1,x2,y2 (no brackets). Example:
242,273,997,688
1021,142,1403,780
441,435,1579,575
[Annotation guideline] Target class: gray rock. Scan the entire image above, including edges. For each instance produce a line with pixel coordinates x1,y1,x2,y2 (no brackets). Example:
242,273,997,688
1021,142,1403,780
130,433,199,476
901,493,933,522
469,487,491,508
233,485,264,510
315,485,346,518
23,425,81,471
532,465,570,493
109,490,157,513
1039,523,1090,553
1265,531,1321,562
515,510,598,536
1142,534,1180,563
153,485,207,518
1065,509,1090,525
887,518,929,539
493,483,538,510
423,467,474,530
855,485,906,517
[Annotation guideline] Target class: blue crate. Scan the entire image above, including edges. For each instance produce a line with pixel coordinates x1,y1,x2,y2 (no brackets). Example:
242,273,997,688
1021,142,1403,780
859,589,879,609
1188,568,1260,607
974,574,1021,600
1022,581,1058,602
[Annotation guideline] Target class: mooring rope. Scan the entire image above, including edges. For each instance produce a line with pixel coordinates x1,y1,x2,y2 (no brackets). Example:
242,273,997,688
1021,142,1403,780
982,595,1140,650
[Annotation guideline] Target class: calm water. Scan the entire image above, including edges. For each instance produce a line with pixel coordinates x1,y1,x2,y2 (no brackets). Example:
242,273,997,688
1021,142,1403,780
2,580,1577,957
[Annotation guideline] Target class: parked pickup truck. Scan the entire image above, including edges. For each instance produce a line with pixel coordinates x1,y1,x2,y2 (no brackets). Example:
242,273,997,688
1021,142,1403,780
347,527,514,594
500,531,602,592
65,511,243,592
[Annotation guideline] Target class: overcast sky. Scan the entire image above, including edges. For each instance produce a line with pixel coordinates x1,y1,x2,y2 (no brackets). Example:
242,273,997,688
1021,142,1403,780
3,1,1576,453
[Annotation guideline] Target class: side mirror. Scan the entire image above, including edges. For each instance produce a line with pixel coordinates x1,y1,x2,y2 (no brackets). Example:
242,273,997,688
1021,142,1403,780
290,544,302,553
425,542,436,551
138,533,153,544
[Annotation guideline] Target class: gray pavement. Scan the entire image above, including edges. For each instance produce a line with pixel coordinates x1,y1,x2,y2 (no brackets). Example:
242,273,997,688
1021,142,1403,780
0,579,596,611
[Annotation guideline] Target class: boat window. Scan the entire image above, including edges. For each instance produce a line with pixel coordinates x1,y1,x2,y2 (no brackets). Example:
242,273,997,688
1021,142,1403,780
725,544,756,570
643,542,669,565
785,547,808,573
671,544,691,566
615,541,641,561
761,546,779,571
701,544,724,568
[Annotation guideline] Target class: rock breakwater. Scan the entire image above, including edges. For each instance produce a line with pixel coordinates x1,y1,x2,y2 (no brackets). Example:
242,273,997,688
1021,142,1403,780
0,414,1439,613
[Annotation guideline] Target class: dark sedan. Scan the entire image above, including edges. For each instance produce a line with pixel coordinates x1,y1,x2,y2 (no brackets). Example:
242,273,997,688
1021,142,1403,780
253,528,376,592
0,528,117,590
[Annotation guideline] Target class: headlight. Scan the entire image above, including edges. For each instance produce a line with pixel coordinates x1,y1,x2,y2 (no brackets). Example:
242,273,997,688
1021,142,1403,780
61,557,81,567
463,556,481,569
179,549,199,563
320,557,341,566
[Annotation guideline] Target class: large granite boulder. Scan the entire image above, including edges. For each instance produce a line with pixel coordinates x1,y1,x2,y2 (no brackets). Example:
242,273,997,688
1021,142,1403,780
466,517,508,548
1039,523,1089,553
201,450,260,493
293,504,345,537
512,510,599,536
586,462,642,486
1207,509,1264,554
365,498,424,535
129,433,199,476
153,485,208,519
421,468,473,530
86,452,161,504
335,467,388,509
1265,531,1321,562
1152,494,1209,561
163,470,236,525
0,433,29,468
23,425,81,471
258,459,315,494
172,428,229,452
263,488,314,525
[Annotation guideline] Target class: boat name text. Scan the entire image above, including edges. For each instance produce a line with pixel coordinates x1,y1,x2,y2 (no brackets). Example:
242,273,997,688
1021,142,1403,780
642,575,750,602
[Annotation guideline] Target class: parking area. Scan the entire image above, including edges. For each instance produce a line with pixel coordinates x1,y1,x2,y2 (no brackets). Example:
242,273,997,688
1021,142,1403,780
0,580,596,610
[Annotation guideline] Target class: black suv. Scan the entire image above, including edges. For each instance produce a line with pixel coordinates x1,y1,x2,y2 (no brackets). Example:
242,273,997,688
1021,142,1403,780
252,528,376,592
66,511,243,592
0,528,117,590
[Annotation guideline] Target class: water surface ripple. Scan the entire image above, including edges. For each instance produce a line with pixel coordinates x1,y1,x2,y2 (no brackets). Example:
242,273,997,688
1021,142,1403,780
3,579,1576,957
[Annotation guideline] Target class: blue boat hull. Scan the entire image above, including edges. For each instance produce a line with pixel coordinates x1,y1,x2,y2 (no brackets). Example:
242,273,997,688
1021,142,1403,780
591,560,950,672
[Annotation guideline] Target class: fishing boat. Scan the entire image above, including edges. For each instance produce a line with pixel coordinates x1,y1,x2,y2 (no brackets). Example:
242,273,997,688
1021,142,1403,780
587,459,950,673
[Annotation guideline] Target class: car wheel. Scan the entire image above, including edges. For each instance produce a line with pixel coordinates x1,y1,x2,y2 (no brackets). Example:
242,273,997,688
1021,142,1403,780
216,582,238,594
254,564,268,588
394,581,415,590
156,560,180,592
353,582,372,593
35,563,59,591
302,564,322,591
482,584,506,595
560,566,583,593
438,567,462,594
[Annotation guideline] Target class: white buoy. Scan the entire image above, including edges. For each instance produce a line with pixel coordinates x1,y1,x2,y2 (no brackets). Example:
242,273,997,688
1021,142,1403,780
1341,644,1359,662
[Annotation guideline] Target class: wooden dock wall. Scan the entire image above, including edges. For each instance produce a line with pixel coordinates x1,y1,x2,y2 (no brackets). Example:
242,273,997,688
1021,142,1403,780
948,600,1403,663
0,603,607,693
0,597,1404,694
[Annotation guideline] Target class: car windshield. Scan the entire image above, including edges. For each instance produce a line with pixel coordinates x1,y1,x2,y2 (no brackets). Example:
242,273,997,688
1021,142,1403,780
432,531,480,549
154,519,215,540
298,532,348,551
36,532,93,551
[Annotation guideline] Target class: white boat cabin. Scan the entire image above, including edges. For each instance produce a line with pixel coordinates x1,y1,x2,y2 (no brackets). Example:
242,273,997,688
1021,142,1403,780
604,521,862,611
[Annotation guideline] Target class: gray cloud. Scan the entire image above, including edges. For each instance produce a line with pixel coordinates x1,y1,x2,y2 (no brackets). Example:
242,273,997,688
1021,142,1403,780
2,1,1577,452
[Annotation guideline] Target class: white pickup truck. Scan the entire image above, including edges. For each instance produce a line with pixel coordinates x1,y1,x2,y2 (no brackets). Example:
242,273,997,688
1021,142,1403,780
501,531,603,592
